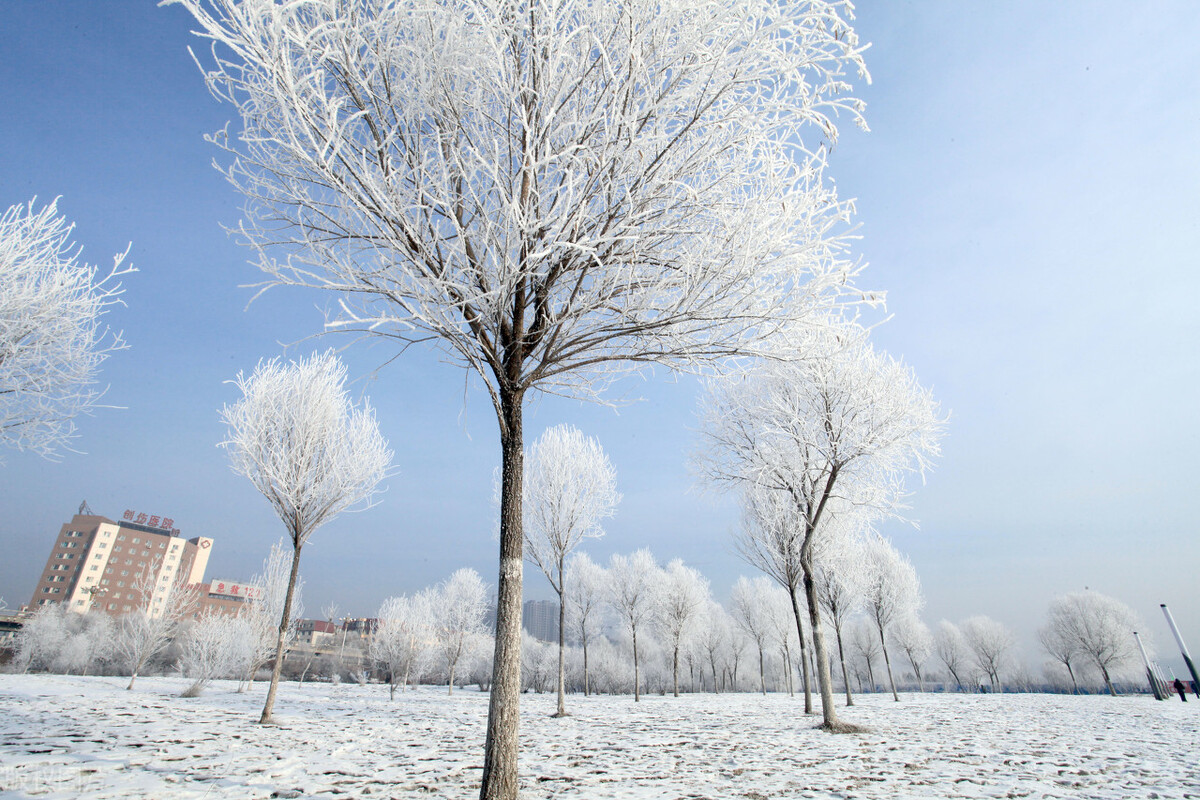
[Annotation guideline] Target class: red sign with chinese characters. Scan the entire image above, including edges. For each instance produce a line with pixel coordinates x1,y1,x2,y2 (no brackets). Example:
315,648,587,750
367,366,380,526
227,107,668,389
122,509,177,532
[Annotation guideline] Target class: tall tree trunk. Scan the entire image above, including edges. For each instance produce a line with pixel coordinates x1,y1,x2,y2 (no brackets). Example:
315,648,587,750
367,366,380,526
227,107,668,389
833,620,853,706
787,584,814,714
801,561,841,728
876,623,899,702
1066,662,1078,694
757,645,766,695
480,391,525,800
554,581,567,716
673,644,681,697
582,634,590,696
632,628,641,702
260,543,302,724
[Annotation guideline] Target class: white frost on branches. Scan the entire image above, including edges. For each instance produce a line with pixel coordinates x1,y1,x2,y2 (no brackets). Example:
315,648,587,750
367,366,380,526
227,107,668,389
219,350,391,723
0,198,133,458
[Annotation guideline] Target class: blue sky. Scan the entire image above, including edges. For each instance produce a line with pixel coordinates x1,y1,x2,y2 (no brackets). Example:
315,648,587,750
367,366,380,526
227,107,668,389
2,1,1198,672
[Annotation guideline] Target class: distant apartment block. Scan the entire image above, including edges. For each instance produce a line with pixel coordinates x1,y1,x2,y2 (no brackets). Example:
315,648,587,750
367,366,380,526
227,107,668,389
522,599,560,643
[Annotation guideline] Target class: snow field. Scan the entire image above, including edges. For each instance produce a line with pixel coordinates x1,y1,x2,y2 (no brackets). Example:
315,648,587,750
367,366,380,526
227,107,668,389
1,675,1197,799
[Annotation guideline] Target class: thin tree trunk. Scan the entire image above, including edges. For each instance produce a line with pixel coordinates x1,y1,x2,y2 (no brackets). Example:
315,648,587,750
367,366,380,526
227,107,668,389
260,542,302,724
757,645,766,695
787,584,814,714
833,620,853,706
582,634,590,696
673,645,681,697
480,390,524,800
554,580,567,716
633,628,641,702
877,623,899,702
1066,662,1079,694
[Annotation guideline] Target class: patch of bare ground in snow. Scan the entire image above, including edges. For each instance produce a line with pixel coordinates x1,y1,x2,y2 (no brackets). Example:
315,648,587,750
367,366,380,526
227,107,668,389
0,675,1197,798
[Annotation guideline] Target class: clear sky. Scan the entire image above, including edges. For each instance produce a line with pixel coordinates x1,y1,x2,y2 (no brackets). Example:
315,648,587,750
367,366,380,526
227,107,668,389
1,1,1197,673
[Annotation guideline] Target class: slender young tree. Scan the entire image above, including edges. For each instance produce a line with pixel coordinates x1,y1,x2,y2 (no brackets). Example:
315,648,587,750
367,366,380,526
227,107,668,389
607,550,661,702
220,351,391,723
1039,614,1084,694
179,610,242,698
814,534,866,705
656,559,710,697
373,591,436,699
961,615,1015,693
862,535,921,702
700,600,731,693
698,324,944,729
168,1,869,793
116,561,199,690
889,614,933,692
564,552,606,697
730,575,776,695
435,568,489,694
934,620,969,692
733,487,814,711
522,424,619,715
848,618,881,692
0,198,133,459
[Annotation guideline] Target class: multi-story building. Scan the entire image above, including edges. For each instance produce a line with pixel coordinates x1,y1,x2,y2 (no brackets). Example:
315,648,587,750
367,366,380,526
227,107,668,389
28,508,213,618
522,599,560,643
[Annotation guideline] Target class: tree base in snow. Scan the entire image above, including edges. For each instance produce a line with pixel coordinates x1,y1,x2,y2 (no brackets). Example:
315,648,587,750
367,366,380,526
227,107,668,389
819,719,869,734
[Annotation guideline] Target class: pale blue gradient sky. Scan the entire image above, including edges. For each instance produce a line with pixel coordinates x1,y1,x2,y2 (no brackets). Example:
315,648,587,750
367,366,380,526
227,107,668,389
1,1,1197,671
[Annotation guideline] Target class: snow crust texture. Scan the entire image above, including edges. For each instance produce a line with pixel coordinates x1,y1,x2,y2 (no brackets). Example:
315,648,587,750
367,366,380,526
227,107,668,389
1,675,1197,799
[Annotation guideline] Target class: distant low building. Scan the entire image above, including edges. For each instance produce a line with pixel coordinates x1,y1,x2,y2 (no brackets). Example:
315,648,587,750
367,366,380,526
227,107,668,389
296,619,338,647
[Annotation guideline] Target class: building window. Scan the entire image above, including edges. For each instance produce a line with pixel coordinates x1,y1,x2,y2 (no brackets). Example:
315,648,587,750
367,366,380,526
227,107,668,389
108,603,116,610
98,542,107,549
131,537,139,544
117,534,125,541
117,580,125,587
90,565,99,571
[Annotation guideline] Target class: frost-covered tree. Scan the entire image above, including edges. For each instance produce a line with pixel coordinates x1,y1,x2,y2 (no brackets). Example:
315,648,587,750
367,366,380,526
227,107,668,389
522,425,619,715
169,0,870,791
730,575,776,695
219,351,392,723
1043,591,1141,696
731,487,813,710
1038,615,1084,694
934,620,969,692
373,590,436,699
889,614,932,692
763,583,800,696
961,616,1015,693
656,559,710,697
564,552,606,696
434,568,489,694
13,604,70,673
179,611,243,697
862,535,921,702
0,198,133,459
698,324,944,728
116,562,199,690
699,600,731,693
607,550,661,701
814,534,866,705
848,618,881,692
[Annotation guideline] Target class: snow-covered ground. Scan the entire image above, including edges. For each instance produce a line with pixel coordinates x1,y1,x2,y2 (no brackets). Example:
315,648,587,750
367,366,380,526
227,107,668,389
1,675,1197,799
